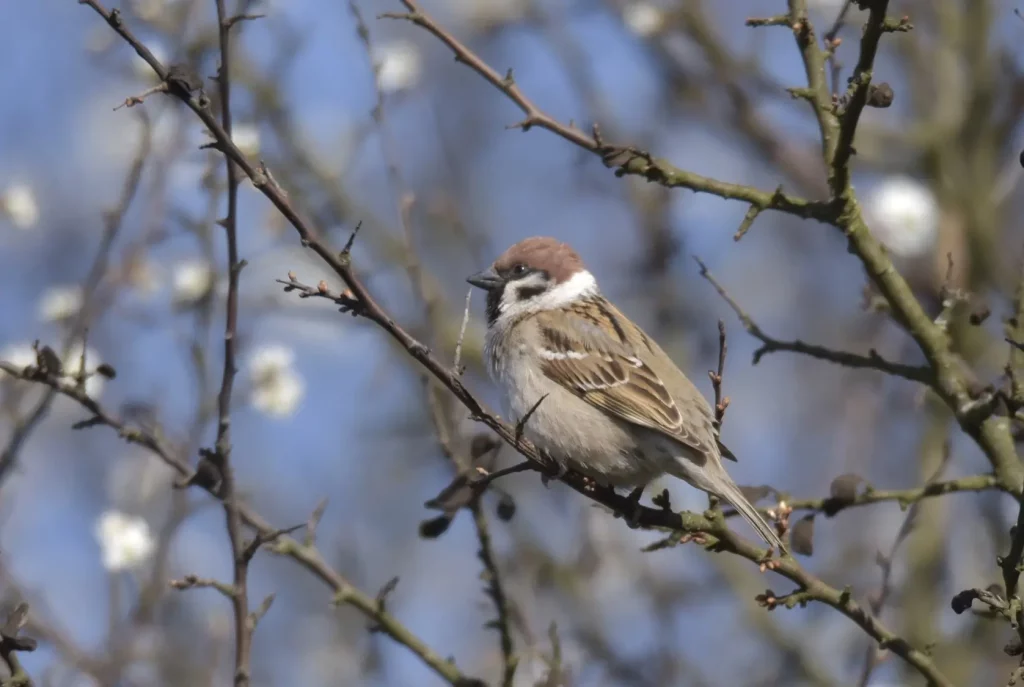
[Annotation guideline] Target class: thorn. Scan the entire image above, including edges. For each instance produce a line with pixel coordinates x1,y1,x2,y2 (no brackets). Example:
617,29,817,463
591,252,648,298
340,221,363,260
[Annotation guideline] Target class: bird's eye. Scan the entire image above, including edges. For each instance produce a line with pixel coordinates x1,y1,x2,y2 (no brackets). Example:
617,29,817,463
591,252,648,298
511,264,528,277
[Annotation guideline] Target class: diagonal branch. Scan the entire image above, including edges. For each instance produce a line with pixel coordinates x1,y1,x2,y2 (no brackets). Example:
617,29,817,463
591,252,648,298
379,1,825,222
695,257,933,384
0,359,481,687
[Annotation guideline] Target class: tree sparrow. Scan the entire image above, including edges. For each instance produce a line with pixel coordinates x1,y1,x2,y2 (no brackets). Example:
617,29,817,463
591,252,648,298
467,236,784,551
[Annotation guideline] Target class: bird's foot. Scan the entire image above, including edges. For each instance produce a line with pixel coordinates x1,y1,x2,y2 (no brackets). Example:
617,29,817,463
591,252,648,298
625,486,644,529
540,452,568,486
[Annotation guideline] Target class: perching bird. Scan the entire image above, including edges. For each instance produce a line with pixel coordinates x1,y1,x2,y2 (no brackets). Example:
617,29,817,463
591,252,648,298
467,236,784,551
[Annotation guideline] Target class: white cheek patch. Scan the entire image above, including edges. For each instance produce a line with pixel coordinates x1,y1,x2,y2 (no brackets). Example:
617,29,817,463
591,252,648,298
498,273,548,313
496,270,599,324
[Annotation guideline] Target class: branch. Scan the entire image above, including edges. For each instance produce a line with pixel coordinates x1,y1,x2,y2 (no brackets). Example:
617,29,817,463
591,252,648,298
0,109,150,486
270,261,950,684
781,473,1003,517
211,1,254,685
856,443,950,686
379,1,825,222
831,0,889,192
785,0,1024,494
695,257,933,384
0,359,482,687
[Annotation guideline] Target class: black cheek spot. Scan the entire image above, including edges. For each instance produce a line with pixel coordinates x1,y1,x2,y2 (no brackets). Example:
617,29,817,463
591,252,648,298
517,285,547,301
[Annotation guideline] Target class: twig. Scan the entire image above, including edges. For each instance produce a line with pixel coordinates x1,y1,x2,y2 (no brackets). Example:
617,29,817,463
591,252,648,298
709,320,729,429
453,289,472,375
822,0,853,95
469,461,538,493
695,257,934,384
210,2,255,685
471,498,517,686
0,359,481,685
746,473,1003,519
0,109,151,486
856,442,951,686
379,0,825,222
830,0,889,193
351,10,516,682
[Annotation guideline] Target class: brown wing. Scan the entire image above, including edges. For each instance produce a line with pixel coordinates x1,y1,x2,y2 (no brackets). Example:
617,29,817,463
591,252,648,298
534,305,715,461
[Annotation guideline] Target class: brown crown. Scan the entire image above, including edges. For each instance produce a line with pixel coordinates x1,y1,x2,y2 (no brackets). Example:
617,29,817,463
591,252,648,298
492,236,585,284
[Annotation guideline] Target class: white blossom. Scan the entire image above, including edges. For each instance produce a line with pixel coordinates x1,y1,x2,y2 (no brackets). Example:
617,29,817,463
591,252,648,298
172,259,214,304
38,285,83,323
232,124,261,157
1,183,40,230
864,176,939,259
249,344,305,418
622,2,664,37
63,342,106,397
372,41,422,94
1,343,37,375
95,511,155,572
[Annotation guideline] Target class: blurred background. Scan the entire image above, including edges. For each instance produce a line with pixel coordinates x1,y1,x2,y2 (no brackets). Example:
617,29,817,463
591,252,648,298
2,0,1024,685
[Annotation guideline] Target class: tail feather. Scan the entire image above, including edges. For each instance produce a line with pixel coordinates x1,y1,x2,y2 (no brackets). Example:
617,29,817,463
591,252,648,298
716,479,786,553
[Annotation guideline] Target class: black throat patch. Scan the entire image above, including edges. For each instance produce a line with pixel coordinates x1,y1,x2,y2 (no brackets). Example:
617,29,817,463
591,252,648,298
485,289,502,324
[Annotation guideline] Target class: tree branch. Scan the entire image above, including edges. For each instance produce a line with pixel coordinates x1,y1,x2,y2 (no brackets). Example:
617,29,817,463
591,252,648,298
0,359,482,687
209,1,254,685
379,0,826,222
695,257,933,384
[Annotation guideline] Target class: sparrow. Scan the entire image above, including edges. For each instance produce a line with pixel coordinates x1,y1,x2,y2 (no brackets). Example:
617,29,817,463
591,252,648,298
467,236,784,551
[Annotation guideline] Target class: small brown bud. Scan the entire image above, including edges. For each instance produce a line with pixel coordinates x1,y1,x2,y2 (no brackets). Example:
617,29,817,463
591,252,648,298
866,83,895,108
287,270,297,281
317,280,329,294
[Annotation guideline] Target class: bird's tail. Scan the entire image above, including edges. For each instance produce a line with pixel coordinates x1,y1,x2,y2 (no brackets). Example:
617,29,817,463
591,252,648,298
714,478,786,554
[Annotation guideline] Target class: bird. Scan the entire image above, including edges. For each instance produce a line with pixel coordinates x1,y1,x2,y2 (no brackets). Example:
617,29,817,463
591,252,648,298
466,236,785,552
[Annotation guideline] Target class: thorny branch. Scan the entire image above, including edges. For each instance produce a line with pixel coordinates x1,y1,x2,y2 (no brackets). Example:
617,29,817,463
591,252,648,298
209,1,255,685
68,1,1020,685
695,257,934,384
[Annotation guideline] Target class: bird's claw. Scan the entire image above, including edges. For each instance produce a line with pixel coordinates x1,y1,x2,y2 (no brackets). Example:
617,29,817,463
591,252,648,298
625,486,644,529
